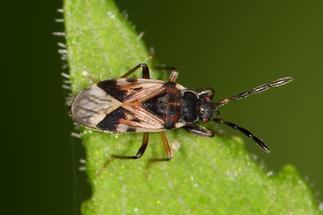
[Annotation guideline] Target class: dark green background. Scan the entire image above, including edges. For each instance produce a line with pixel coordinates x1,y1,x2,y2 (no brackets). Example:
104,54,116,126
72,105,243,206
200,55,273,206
4,0,323,214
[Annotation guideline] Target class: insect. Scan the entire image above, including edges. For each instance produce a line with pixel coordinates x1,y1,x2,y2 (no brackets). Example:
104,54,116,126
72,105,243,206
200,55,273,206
70,63,293,163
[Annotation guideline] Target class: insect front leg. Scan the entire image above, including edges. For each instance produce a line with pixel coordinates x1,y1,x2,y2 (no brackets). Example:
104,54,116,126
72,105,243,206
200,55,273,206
183,125,215,137
121,63,150,79
96,133,149,175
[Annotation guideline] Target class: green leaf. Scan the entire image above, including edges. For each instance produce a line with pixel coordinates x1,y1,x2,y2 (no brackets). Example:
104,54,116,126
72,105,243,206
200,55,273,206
64,0,322,214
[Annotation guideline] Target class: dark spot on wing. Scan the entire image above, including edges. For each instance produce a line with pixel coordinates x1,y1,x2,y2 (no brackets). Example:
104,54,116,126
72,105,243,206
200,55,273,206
131,117,141,123
96,107,126,131
126,127,136,132
143,92,167,119
97,79,127,101
133,87,142,91
143,82,181,129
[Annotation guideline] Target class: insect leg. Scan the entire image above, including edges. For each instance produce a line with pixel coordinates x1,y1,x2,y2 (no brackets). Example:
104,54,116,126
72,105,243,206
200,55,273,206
213,118,270,153
112,132,149,159
146,132,173,171
96,133,149,175
159,131,173,160
121,63,150,79
154,65,178,82
183,125,215,137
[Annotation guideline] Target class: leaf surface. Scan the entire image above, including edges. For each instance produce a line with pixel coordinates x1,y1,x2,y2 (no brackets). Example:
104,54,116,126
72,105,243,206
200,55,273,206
64,0,322,214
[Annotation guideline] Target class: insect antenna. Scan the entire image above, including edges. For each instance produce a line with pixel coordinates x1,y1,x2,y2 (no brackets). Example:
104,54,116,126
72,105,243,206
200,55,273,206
214,77,293,107
213,118,270,153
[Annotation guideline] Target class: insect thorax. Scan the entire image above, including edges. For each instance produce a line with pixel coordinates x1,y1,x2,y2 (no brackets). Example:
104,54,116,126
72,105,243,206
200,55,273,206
179,90,200,124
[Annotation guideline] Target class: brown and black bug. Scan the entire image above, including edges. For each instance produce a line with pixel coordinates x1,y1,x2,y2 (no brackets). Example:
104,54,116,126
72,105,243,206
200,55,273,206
70,63,293,163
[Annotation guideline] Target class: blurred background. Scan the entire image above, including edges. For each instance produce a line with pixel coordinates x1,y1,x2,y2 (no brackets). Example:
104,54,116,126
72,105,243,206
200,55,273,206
3,0,323,214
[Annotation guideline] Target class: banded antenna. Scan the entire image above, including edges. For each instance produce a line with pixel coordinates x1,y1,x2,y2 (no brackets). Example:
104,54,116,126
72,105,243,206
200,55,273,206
214,77,293,107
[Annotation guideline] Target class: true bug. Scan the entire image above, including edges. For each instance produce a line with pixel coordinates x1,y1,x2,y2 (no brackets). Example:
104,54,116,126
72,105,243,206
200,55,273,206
70,63,293,163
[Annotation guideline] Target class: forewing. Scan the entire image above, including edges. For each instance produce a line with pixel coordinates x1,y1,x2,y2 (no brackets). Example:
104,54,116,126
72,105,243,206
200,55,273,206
96,105,165,133
71,85,122,128
97,78,166,103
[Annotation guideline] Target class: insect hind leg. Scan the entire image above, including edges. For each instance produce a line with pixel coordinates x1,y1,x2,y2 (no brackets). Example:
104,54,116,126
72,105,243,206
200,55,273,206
96,133,149,175
146,132,173,174
121,63,150,79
